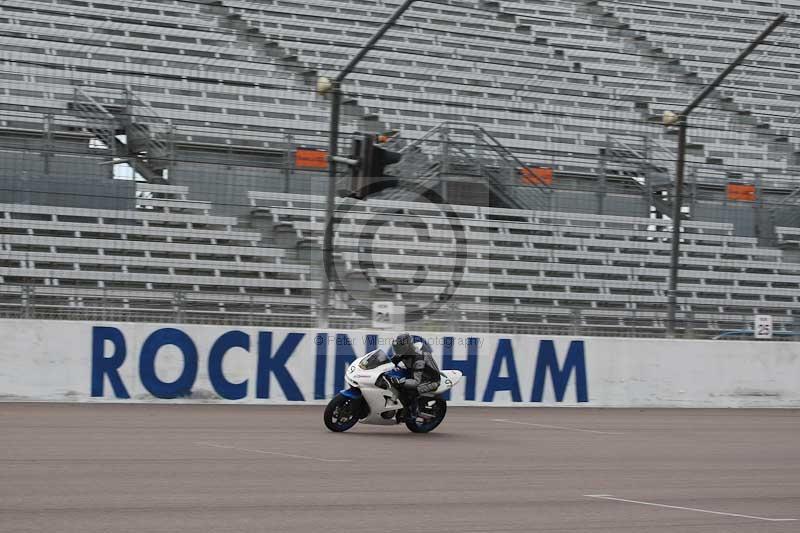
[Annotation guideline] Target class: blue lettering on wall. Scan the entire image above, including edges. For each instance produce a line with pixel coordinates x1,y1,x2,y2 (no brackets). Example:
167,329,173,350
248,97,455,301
87,327,589,404
256,332,304,401
411,335,432,354
441,336,478,401
333,333,357,394
332,333,378,395
482,338,521,402
139,328,198,399
314,333,328,400
364,334,378,354
531,340,588,402
91,326,130,398
208,330,250,400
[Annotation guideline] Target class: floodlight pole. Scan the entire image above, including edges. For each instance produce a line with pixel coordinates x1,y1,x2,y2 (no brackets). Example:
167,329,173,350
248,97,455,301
319,0,418,328
665,13,787,337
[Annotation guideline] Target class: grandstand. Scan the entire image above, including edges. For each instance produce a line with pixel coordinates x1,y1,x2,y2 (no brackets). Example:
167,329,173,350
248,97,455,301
0,182,315,325
1,0,799,337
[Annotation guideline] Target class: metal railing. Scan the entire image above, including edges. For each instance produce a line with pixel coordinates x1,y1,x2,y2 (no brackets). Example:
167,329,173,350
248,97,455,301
388,121,552,210
72,87,173,181
0,283,793,340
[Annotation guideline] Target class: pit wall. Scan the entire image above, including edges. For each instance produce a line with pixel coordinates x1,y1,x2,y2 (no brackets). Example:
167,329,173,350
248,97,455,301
0,320,798,407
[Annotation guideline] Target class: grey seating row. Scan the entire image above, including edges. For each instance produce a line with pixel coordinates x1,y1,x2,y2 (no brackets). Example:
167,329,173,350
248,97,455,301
5,0,797,180
225,0,795,175
249,191,800,331
0,193,317,318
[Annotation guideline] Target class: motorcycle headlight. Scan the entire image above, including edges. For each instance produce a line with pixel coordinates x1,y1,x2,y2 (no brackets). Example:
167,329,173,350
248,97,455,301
358,359,368,370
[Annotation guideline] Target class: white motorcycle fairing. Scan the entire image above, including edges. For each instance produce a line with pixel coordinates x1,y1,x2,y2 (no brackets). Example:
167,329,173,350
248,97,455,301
340,350,463,426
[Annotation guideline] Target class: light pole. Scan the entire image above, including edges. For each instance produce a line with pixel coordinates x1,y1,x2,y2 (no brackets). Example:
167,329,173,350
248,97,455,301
663,13,787,337
317,0,418,328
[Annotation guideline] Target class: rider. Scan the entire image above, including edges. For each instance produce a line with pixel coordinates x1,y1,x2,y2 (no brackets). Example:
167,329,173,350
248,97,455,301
390,333,441,417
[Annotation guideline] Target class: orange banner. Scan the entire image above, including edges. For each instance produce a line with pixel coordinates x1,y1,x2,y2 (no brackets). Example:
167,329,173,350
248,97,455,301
520,167,553,186
295,148,328,170
727,183,756,202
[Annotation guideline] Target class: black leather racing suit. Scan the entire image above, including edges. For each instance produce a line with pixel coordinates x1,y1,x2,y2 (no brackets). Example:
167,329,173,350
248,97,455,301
391,343,441,407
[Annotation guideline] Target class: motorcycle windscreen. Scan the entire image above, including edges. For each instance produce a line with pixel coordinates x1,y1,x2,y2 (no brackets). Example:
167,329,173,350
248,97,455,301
358,349,391,370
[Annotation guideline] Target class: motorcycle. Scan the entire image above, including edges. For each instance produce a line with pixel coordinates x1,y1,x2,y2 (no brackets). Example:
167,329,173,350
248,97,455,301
323,347,462,433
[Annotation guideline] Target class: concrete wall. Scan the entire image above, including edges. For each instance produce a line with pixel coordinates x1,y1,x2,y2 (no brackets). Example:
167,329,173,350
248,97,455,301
0,133,112,182
0,175,135,210
1,320,797,407
693,200,758,237
550,189,651,217
172,165,326,217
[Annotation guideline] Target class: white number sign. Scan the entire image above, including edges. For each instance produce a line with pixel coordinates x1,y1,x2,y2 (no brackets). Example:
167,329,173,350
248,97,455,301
372,302,394,329
754,315,773,339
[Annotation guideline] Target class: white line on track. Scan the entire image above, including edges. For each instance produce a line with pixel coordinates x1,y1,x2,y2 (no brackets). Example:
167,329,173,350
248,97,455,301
196,442,352,463
492,418,624,435
584,494,797,522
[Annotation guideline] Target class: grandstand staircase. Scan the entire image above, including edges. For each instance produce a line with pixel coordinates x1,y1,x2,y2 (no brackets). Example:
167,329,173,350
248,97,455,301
577,0,799,170
71,88,172,182
601,135,682,218
379,122,551,211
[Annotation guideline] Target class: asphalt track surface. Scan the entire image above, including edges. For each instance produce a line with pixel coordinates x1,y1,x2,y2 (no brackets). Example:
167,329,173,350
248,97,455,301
1,404,798,533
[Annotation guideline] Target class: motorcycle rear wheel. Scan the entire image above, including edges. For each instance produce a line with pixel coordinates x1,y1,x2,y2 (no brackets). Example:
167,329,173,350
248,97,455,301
405,397,447,433
324,394,361,432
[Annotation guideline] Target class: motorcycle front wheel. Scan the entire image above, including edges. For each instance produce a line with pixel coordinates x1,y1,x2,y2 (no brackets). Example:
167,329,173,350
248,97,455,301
324,394,361,432
405,397,447,433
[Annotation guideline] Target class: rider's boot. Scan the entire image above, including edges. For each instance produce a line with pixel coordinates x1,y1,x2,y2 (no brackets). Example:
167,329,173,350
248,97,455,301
406,393,420,420
399,390,419,420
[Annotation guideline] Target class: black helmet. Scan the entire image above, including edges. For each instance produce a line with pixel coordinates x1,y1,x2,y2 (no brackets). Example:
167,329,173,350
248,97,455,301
392,333,414,355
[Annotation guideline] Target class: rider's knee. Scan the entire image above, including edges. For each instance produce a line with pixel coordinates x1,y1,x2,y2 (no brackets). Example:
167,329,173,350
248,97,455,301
403,379,419,390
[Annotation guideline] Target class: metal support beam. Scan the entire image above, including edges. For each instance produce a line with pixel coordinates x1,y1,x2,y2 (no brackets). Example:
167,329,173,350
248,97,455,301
683,14,787,117
319,0,418,328
666,120,687,335
319,84,341,328
665,12,786,337
284,133,294,194
335,0,418,84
